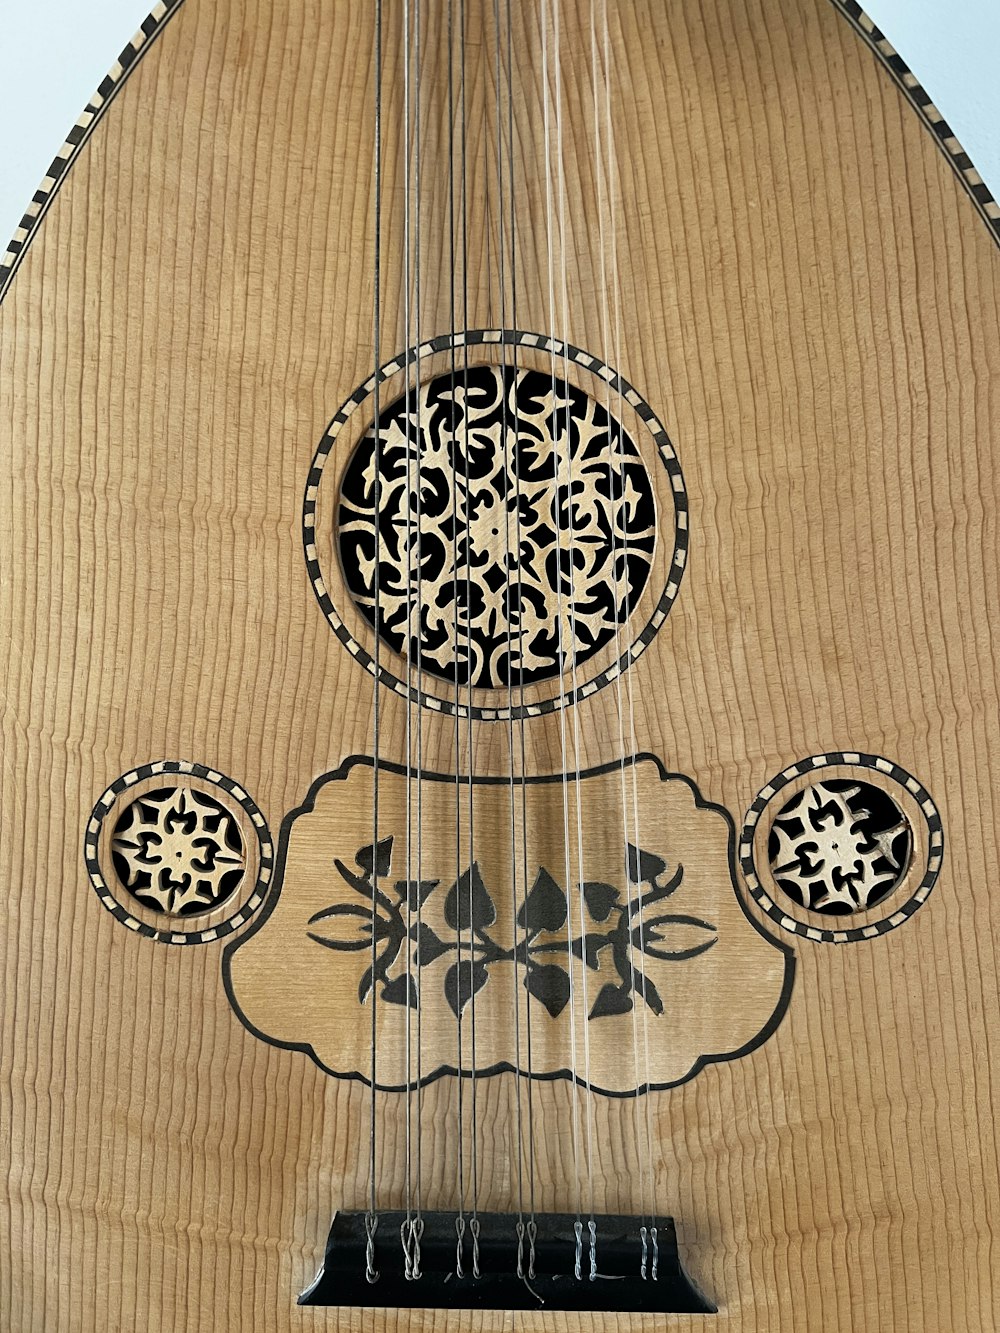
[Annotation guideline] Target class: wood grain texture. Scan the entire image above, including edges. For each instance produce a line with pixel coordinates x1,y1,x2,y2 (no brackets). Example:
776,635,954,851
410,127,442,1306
1,0,999,1329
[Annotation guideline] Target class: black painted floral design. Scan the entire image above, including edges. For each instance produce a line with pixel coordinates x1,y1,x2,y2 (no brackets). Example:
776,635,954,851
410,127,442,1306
307,837,717,1020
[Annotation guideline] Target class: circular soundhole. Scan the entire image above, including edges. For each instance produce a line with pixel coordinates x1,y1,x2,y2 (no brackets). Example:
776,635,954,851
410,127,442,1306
337,362,656,690
111,785,246,916
767,778,912,915
741,757,942,944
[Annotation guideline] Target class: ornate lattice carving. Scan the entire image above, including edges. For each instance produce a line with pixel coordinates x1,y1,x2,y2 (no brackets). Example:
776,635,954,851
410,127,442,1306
337,362,656,689
767,779,911,915
111,785,246,916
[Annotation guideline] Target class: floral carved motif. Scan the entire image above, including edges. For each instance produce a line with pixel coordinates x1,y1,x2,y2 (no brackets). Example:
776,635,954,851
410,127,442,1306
768,779,911,915
111,785,246,916
337,363,656,689
224,758,793,1094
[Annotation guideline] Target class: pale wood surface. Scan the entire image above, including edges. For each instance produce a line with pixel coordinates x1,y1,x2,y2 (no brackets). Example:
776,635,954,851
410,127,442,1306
2,0,999,1328
228,757,789,1093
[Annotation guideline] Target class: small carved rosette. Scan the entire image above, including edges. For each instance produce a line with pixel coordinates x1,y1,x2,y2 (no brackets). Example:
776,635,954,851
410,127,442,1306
739,753,943,943
225,757,791,1094
85,760,274,945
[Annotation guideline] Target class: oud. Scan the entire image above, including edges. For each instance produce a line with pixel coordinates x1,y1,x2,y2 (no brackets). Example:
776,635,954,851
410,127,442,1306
1,0,997,1328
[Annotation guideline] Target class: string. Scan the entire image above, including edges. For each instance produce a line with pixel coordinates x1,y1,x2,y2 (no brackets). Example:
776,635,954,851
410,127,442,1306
590,0,651,1274
400,0,416,1281
551,0,598,1278
446,0,467,1282
505,0,537,1280
365,0,384,1288
540,0,584,1273
492,0,528,1281
601,0,660,1274
460,0,481,1278
412,0,425,1282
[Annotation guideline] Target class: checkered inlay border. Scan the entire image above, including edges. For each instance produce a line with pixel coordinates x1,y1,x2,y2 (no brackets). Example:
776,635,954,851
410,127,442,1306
739,752,944,944
0,0,184,304
1,1,996,312
831,1,999,248
304,329,689,721
84,760,274,945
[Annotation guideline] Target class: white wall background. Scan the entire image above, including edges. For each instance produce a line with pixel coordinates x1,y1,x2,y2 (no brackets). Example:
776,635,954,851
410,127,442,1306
0,1,998,253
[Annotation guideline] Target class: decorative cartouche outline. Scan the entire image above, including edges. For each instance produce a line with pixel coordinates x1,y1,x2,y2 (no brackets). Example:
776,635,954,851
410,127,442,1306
304,329,689,722
739,752,944,944
84,759,274,945
221,752,797,1098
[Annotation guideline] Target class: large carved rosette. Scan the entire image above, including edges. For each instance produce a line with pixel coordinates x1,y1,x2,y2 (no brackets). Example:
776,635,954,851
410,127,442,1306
337,363,657,690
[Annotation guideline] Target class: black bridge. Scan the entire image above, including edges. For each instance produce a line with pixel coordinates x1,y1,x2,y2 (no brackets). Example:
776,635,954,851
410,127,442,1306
299,1210,715,1312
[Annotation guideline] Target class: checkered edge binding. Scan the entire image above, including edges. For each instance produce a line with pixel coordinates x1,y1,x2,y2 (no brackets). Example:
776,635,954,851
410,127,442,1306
303,328,689,722
0,0,184,304
739,752,944,944
84,759,274,945
0,0,997,310
831,0,1000,247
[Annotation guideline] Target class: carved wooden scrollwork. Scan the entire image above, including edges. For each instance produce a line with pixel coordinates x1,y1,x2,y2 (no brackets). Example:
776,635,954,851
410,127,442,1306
84,761,274,944
111,785,246,916
767,779,911,915
337,362,656,690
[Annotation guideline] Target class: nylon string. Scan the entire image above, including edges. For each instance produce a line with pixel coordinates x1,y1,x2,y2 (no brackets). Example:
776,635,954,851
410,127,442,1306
588,0,656,1274
490,0,534,1285
551,0,601,1278
445,0,469,1281
505,0,538,1279
601,0,661,1275
375,1,656,1285
540,0,585,1275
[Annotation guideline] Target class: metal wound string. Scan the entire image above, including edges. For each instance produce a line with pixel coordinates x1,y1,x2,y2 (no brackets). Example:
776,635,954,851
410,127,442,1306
400,0,416,1281
366,0,384,1287
492,0,527,1280
589,0,650,1272
552,0,598,1278
459,0,481,1278
540,0,584,1270
411,0,425,1282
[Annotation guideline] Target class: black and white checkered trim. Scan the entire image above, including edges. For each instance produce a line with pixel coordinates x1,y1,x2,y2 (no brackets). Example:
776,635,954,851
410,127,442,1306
303,329,689,721
84,759,274,945
2,1,996,311
739,752,944,944
831,1,1000,247
0,0,184,304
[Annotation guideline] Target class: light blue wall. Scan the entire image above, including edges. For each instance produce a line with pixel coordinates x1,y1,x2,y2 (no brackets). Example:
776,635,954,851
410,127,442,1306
864,0,1000,196
1,3,997,256
1,1,153,252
